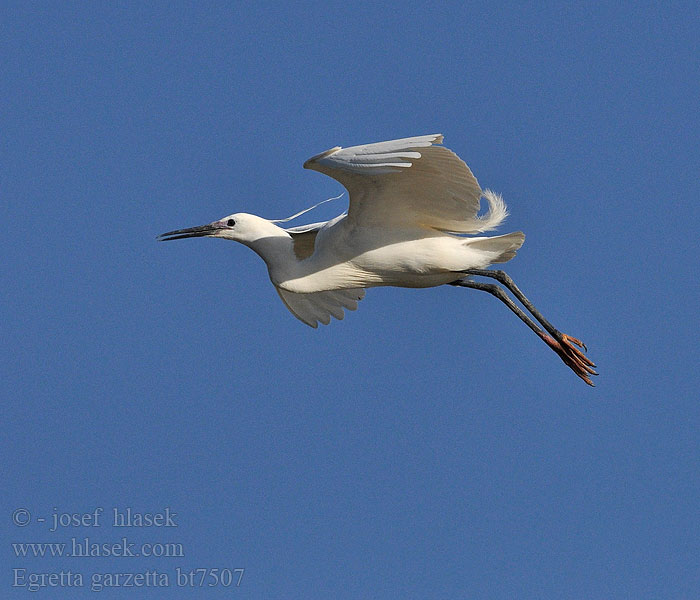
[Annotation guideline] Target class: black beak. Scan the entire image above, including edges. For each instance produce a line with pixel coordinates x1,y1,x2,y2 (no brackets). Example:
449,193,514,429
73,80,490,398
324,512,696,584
157,223,223,242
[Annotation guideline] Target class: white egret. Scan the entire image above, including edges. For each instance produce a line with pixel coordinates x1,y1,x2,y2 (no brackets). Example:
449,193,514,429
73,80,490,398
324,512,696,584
159,134,596,385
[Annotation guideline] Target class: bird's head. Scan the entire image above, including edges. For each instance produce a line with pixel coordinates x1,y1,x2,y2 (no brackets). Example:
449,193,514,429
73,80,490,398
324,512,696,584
158,213,283,245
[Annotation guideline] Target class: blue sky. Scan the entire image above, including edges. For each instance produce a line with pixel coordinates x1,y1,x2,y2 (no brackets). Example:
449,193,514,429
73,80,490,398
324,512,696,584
3,2,698,598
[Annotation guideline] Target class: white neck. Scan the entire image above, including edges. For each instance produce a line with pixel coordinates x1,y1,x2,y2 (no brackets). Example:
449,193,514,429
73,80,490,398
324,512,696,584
241,221,298,284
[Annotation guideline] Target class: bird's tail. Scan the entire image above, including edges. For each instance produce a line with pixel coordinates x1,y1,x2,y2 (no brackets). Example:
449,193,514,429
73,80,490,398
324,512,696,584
471,189,509,233
466,231,525,264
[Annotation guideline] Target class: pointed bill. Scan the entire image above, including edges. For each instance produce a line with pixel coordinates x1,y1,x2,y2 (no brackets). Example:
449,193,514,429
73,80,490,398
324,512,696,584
157,222,224,241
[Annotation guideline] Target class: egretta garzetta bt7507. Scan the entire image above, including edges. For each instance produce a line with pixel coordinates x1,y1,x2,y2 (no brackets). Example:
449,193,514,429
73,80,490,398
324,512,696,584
159,134,596,385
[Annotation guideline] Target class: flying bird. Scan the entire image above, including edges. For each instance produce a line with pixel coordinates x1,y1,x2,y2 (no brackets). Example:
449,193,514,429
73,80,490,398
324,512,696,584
159,134,596,385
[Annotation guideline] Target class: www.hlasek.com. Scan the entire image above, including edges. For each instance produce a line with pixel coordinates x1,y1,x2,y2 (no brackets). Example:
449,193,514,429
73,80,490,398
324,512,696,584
12,568,245,592
13,537,184,558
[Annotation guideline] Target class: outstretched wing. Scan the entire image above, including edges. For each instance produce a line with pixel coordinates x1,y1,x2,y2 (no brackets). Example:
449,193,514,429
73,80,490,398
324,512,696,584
276,287,365,328
303,134,501,233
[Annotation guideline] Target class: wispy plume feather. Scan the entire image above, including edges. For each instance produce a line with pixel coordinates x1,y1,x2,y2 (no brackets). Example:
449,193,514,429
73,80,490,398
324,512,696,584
271,192,345,224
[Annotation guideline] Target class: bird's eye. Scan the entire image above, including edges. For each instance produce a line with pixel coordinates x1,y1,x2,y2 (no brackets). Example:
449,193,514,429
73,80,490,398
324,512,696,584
226,219,235,227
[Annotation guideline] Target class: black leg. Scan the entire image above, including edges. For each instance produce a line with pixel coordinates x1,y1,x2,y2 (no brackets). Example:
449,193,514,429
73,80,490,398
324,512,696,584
450,279,545,338
450,271,597,385
462,269,564,342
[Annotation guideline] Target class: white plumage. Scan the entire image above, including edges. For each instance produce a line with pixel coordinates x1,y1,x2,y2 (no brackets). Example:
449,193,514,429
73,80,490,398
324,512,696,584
159,134,596,384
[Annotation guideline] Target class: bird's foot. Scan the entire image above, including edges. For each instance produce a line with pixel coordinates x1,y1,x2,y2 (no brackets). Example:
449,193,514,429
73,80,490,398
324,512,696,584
541,333,598,386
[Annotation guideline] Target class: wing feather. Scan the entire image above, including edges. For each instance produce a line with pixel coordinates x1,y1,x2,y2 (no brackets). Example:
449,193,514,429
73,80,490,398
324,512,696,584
304,134,503,233
283,221,327,260
289,229,318,260
276,287,365,328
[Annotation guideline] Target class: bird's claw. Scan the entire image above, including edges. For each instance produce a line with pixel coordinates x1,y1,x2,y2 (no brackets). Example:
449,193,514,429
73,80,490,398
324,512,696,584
542,332,598,386
569,336,587,353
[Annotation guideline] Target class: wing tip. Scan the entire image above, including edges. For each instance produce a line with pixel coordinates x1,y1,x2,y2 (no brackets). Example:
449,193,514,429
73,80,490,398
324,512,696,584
304,135,443,170
303,146,342,170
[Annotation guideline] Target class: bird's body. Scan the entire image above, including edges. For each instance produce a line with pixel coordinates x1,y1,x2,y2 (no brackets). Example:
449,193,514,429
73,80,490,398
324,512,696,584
159,134,596,384
235,211,523,294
